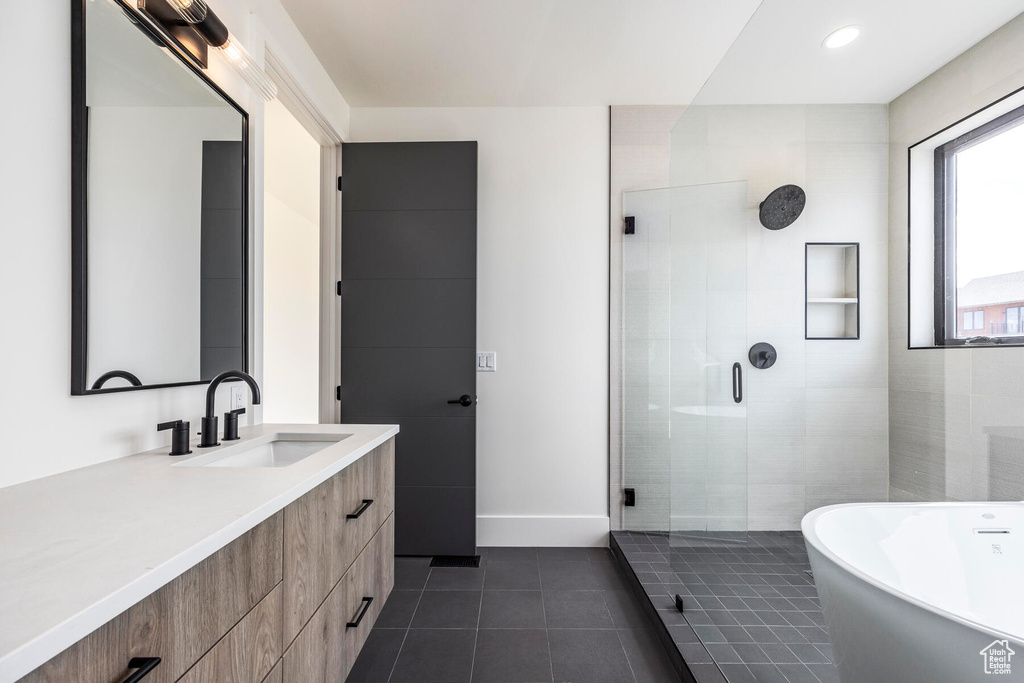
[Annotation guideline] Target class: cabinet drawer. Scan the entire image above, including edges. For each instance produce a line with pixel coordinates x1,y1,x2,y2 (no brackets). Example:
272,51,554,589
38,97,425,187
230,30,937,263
333,448,376,580
342,514,395,678
22,513,283,683
177,584,282,683
281,572,347,683
283,476,334,644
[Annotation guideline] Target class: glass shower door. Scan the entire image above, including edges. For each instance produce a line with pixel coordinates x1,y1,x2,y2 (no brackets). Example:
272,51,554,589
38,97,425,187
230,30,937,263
671,181,748,535
623,181,748,534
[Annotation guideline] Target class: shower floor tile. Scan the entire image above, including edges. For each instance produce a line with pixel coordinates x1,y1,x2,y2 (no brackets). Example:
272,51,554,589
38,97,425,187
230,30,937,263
611,530,840,683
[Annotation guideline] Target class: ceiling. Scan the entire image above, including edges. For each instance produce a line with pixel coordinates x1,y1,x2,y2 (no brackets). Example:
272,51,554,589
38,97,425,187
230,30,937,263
278,0,1024,107
276,0,761,106
694,0,1024,104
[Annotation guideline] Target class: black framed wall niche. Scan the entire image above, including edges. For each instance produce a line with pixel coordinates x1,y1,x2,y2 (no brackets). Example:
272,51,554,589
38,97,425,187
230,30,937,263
805,242,860,340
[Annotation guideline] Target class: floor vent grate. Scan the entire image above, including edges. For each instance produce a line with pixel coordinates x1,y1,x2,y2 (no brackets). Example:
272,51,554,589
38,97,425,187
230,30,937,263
430,555,481,568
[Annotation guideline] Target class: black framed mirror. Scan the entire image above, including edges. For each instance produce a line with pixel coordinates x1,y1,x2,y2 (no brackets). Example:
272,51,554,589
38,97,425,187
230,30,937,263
71,0,249,395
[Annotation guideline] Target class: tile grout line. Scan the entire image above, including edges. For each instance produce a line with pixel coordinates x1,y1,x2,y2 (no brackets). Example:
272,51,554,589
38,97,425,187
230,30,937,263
467,557,486,683
537,556,555,683
384,565,430,683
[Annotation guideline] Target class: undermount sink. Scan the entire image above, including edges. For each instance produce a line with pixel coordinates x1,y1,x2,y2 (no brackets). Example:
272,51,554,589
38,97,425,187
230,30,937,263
175,434,351,468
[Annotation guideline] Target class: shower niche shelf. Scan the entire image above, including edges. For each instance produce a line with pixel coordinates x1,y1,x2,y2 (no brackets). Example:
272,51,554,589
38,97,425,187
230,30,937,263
806,242,859,340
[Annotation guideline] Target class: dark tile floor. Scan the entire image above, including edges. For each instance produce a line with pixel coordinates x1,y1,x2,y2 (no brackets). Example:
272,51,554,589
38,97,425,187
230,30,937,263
611,531,840,683
347,546,682,683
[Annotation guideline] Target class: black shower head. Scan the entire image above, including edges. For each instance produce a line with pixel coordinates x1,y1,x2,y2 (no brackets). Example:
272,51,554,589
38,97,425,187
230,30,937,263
759,184,806,230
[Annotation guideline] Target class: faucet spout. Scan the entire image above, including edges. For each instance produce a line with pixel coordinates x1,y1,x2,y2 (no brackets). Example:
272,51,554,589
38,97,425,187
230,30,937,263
199,370,261,448
205,370,261,419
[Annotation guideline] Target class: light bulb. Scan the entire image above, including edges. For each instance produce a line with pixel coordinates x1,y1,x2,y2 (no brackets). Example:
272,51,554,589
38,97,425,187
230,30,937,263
166,0,208,23
822,25,861,49
215,33,278,101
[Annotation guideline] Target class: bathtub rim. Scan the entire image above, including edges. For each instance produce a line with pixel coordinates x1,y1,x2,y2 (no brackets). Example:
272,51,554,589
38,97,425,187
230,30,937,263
801,501,1024,644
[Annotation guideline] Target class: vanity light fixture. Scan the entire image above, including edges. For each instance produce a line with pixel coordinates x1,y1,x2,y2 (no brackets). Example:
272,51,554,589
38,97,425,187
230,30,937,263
165,0,277,101
822,25,861,49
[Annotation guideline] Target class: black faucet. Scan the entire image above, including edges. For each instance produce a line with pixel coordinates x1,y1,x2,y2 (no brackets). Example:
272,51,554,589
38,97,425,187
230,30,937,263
199,370,261,448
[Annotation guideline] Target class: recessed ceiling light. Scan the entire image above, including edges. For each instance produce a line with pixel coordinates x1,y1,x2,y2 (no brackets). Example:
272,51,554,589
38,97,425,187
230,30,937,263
822,25,861,49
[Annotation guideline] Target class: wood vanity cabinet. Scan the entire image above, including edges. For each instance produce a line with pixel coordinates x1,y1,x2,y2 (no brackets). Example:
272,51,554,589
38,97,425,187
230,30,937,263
20,438,395,683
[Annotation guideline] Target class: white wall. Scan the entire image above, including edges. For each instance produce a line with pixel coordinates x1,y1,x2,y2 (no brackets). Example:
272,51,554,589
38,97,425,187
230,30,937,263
263,98,321,423
0,0,346,489
351,107,610,546
889,13,1024,503
88,107,241,387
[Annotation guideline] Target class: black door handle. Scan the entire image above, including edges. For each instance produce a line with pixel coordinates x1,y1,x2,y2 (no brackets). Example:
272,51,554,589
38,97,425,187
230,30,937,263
122,657,161,683
347,596,374,628
732,363,742,404
448,394,473,407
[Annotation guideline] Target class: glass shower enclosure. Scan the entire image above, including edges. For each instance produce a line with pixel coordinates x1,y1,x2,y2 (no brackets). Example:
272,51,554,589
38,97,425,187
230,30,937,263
622,181,748,536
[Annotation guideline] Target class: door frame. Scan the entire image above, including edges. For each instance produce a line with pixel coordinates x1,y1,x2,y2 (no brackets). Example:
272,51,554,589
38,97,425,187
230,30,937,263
263,46,344,424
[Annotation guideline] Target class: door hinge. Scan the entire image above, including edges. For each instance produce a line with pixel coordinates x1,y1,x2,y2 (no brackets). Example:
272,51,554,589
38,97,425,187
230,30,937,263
624,488,636,507
336,386,341,401
337,176,343,192
336,281,342,296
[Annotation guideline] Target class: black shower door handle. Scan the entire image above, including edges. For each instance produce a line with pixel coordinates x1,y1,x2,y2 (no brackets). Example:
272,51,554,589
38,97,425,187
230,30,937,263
732,363,742,404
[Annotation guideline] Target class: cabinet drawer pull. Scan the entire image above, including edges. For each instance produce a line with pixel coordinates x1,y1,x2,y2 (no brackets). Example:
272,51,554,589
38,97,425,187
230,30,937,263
347,499,374,519
346,597,374,628
122,657,161,683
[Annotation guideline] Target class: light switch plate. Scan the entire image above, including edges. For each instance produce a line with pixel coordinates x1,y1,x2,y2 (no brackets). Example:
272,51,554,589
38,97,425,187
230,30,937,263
230,385,246,410
477,352,496,372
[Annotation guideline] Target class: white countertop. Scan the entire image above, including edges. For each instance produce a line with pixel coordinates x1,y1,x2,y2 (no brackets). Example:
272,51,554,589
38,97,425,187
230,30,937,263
0,423,399,683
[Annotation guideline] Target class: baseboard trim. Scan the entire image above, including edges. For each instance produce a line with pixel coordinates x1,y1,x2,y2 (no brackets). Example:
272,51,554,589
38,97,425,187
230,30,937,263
477,515,610,547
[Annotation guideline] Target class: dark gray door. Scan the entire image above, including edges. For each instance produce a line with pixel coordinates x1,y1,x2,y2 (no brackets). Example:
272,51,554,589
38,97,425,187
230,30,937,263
340,141,477,556
200,141,244,379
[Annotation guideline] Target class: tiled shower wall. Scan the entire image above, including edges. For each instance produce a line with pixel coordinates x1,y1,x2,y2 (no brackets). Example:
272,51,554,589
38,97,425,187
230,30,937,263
612,104,890,531
888,13,1024,503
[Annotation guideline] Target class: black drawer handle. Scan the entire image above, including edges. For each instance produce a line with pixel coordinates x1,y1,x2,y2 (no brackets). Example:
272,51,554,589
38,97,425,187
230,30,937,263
122,657,161,683
347,596,374,628
347,499,374,519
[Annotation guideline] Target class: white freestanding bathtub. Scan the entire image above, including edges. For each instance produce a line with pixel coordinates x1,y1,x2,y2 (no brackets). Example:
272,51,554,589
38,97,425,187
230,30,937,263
802,502,1023,683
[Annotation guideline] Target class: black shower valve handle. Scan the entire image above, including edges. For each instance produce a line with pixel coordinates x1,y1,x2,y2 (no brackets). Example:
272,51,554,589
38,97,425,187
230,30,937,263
748,342,778,370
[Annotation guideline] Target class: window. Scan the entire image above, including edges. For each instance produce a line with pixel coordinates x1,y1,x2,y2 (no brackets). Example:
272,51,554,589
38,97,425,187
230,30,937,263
935,102,1024,345
1006,306,1024,335
962,310,984,332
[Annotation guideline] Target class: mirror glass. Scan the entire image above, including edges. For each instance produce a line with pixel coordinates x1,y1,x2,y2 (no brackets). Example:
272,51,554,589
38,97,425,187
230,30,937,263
77,0,247,393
